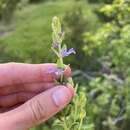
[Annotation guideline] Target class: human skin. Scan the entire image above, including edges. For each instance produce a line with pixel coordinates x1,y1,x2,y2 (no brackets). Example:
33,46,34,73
0,63,74,130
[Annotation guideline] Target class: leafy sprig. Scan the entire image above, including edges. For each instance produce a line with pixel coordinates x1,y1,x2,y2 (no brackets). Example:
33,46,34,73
49,16,87,130
49,16,76,85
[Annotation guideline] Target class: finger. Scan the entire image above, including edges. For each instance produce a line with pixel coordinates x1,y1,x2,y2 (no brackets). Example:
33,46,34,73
0,63,71,87
0,104,22,113
0,92,36,107
2,86,74,130
0,82,55,96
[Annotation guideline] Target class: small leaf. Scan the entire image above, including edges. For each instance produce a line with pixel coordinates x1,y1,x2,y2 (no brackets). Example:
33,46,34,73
67,77,74,86
80,109,86,119
51,47,59,57
128,7,130,12
62,44,67,51
64,104,72,116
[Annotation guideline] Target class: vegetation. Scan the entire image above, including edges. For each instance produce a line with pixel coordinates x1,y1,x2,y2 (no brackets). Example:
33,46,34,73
0,0,130,130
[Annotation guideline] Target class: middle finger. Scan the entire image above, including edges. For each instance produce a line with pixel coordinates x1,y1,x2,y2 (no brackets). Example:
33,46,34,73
0,82,55,96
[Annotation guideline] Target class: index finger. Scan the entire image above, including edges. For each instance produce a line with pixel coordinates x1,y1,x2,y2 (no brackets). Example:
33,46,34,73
0,63,71,87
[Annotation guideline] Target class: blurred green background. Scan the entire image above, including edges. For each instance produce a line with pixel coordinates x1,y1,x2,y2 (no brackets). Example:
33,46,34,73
0,0,130,130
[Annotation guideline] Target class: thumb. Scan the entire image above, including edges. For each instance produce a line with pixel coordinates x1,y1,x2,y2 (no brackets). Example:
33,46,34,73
1,86,74,130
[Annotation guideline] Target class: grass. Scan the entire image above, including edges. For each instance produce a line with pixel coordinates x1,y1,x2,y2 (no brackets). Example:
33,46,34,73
0,1,99,63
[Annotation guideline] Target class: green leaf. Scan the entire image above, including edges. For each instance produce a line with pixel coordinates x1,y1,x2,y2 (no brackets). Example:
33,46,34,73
67,77,74,86
62,44,67,51
52,16,61,35
51,47,59,57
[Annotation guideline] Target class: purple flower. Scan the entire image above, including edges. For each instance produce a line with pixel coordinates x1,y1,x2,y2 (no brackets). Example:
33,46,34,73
48,67,55,74
47,67,64,76
55,68,64,76
53,42,59,48
58,32,63,37
61,48,76,58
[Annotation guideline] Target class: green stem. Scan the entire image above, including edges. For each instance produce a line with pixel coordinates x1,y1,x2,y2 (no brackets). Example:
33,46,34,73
73,96,78,122
58,43,64,82
63,117,69,130
59,44,64,67
78,117,83,130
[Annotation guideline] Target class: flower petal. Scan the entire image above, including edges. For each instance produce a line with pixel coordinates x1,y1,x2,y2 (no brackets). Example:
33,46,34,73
67,48,76,55
47,67,55,74
61,48,76,57
47,67,64,76
55,68,64,76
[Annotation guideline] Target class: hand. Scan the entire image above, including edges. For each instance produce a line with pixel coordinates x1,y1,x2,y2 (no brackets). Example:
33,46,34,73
0,63,74,130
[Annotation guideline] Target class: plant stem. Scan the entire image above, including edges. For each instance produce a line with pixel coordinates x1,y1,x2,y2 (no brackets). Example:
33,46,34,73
59,44,64,67
63,117,69,130
58,43,64,82
74,99,78,122
78,117,83,130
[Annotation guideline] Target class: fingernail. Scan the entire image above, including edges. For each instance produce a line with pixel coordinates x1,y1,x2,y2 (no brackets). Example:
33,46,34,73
52,87,72,107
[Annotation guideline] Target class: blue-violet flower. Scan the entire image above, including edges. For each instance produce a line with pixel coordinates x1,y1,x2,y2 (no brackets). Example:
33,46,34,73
47,67,64,76
61,48,76,58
